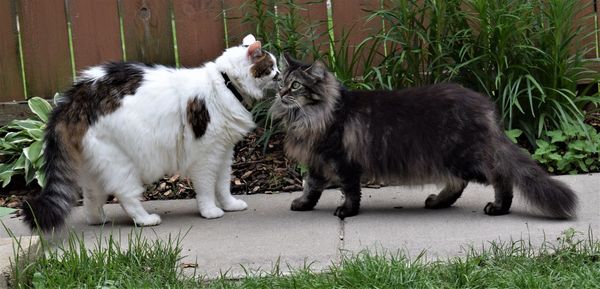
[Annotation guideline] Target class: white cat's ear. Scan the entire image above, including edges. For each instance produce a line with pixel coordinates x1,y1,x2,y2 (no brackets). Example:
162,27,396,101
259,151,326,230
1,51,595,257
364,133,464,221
247,41,263,61
242,34,256,46
305,60,326,79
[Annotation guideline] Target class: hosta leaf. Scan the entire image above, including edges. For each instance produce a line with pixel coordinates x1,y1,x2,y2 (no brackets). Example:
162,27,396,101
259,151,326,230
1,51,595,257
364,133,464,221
0,171,12,187
24,158,34,184
23,140,43,163
12,154,26,170
28,97,52,122
26,128,44,141
12,119,43,130
35,170,46,187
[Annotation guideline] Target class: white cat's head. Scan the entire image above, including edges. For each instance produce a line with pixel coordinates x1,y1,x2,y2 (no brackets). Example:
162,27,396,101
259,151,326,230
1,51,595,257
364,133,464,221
215,34,280,100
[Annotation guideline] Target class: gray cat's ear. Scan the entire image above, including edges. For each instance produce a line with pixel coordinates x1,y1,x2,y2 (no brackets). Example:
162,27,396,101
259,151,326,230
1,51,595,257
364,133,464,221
282,52,299,68
305,61,326,79
279,53,289,71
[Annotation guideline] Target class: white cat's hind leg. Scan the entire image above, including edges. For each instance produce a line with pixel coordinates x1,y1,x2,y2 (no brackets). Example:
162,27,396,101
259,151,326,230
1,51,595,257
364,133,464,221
79,173,109,225
83,186,108,225
215,148,247,212
103,168,161,226
115,186,161,226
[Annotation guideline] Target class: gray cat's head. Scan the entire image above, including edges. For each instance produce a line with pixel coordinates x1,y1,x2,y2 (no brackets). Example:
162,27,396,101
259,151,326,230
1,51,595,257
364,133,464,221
271,54,340,131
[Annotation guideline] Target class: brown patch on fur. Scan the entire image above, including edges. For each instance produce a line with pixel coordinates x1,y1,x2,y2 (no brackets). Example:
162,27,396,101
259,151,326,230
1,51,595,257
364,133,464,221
187,97,210,138
251,54,274,78
54,122,85,164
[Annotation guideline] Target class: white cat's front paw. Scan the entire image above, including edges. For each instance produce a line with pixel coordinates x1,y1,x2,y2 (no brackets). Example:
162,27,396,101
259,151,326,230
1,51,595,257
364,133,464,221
222,199,248,211
200,207,225,219
133,214,162,226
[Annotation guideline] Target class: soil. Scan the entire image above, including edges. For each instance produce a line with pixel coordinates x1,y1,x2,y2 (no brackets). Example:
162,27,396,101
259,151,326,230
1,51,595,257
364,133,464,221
142,128,303,201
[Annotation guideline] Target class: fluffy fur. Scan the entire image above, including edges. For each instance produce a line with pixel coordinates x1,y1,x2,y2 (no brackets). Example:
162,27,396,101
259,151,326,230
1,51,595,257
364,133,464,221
271,54,577,220
23,35,280,232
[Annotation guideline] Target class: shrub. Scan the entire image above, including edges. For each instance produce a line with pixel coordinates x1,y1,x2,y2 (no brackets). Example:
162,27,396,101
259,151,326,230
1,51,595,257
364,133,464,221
0,97,53,188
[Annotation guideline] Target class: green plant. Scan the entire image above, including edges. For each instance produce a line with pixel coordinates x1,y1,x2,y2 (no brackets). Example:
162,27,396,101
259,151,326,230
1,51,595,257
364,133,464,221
0,97,53,188
10,229,196,289
366,0,470,89
456,0,600,146
532,124,600,174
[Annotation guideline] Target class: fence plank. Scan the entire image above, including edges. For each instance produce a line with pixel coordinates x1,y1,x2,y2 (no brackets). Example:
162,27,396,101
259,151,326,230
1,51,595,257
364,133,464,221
18,0,72,98
0,0,24,102
332,0,380,46
67,0,123,71
332,0,382,75
173,0,225,67
120,0,175,65
223,0,256,47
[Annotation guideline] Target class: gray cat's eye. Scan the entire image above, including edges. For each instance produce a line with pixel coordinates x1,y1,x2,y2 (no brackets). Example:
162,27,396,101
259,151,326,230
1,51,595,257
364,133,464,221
291,81,301,90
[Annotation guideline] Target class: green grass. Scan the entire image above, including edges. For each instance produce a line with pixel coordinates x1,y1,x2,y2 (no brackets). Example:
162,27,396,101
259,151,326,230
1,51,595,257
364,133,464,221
10,228,600,288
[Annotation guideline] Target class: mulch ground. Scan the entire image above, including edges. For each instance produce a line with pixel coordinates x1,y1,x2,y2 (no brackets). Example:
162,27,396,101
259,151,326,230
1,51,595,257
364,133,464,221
143,128,302,201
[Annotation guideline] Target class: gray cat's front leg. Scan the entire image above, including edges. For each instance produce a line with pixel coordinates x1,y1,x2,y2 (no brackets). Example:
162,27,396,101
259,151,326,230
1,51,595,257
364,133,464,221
332,162,362,219
291,171,326,211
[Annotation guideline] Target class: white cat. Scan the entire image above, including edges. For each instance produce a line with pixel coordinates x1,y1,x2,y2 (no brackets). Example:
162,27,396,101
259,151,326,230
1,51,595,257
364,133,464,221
23,35,280,231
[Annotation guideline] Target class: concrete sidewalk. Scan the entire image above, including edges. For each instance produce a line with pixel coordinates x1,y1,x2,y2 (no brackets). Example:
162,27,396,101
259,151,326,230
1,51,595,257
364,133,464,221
1,173,598,278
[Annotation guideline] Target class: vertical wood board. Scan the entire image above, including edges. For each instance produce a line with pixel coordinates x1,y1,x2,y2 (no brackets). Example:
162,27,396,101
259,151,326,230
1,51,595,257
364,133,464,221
67,0,123,71
0,0,25,101
173,0,225,67
120,0,175,65
18,0,72,98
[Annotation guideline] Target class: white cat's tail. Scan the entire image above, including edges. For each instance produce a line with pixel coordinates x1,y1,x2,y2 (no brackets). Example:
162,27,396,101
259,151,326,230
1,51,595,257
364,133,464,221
23,114,79,232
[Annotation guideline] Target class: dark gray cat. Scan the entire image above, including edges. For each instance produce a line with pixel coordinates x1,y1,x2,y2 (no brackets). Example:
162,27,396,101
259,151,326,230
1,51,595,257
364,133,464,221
270,54,577,219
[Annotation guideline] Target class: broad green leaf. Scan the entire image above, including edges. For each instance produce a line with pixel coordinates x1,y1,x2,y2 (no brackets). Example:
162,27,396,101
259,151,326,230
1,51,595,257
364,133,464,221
24,158,34,184
12,119,43,130
23,140,43,163
26,128,44,140
0,171,12,188
28,97,52,122
546,130,566,143
35,170,46,187
505,129,523,144
12,154,26,170
548,153,562,161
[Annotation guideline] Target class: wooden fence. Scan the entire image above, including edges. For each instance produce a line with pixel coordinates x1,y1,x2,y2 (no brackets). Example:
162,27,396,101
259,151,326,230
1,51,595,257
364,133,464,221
0,0,599,108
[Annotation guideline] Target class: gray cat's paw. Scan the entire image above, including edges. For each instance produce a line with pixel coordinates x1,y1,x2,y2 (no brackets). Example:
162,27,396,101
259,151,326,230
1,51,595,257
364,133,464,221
291,198,316,211
334,205,358,220
484,202,510,216
425,194,454,209
424,194,439,208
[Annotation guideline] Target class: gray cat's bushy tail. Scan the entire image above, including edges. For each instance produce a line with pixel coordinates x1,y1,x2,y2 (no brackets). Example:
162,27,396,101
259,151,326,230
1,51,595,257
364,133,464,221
23,118,78,232
500,139,577,219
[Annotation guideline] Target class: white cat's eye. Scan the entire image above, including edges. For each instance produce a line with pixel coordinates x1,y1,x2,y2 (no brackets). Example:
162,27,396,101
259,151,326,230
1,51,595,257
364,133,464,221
291,81,301,90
